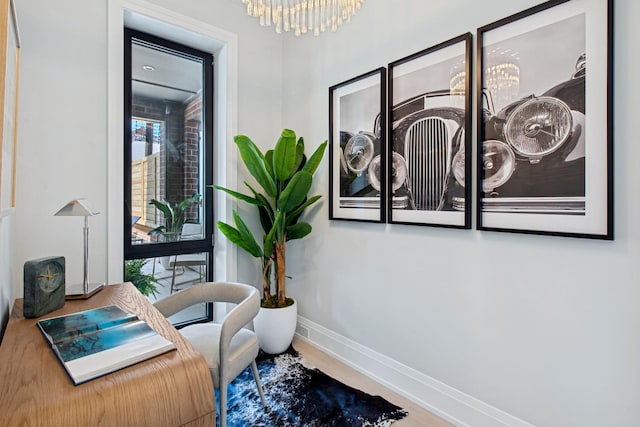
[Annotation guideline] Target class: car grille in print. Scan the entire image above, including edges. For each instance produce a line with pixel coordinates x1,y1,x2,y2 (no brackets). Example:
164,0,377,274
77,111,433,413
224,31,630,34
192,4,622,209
405,117,450,210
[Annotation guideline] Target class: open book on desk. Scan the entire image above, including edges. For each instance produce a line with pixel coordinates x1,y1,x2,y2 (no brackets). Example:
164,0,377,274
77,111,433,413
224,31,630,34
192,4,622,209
37,305,176,385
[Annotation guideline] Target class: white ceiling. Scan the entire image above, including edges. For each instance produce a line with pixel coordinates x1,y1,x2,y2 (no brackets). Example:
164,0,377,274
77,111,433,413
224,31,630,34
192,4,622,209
131,41,203,103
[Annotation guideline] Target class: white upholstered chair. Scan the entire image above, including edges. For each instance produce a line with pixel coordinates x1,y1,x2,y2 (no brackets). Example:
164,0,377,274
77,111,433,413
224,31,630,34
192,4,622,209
153,282,267,427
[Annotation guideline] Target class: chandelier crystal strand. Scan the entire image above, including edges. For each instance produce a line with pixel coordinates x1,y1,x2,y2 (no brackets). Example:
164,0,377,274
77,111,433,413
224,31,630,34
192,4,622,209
243,0,252,17
320,0,328,33
283,0,290,32
300,0,308,34
294,2,301,36
275,1,283,33
343,0,351,22
313,0,320,35
329,0,335,32
242,0,363,36
258,0,265,26
265,0,272,26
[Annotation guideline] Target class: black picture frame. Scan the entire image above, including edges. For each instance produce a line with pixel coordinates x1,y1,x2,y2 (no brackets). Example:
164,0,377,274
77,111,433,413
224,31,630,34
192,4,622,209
476,0,613,239
387,33,472,228
329,67,386,223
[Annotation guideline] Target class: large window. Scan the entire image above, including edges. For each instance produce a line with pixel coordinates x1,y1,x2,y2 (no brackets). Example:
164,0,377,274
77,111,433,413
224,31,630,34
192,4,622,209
124,28,214,324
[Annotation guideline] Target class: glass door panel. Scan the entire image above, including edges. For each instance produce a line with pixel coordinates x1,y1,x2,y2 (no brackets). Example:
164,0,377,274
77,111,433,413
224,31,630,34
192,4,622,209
124,28,214,324
129,38,205,246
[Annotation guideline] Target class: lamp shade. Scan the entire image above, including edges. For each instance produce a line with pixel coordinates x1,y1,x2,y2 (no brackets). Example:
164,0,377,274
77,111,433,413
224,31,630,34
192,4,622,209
54,199,99,217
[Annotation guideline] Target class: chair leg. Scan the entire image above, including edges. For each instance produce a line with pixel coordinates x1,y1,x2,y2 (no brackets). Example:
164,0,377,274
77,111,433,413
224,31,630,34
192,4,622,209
219,383,227,427
250,360,267,407
170,256,178,294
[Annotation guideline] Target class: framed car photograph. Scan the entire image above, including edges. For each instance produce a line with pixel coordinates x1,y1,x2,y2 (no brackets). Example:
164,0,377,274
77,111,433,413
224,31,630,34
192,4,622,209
476,0,613,239
387,33,472,228
329,67,386,223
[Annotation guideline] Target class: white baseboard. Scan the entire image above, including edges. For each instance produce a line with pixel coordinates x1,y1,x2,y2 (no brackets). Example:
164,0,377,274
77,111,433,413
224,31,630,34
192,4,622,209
296,316,534,427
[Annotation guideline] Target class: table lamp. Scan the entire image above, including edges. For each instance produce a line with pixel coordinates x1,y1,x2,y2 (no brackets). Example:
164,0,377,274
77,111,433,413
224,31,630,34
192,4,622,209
54,198,105,299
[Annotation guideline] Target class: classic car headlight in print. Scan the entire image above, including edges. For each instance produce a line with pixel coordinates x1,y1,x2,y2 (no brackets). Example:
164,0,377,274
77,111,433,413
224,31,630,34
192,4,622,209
344,132,375,174
451,141,465,187
338,131,382,209
482,140,515,192
503,97,573,161
480,54,586,214
389,152,408,193
388,152,409,209
367,155,382,192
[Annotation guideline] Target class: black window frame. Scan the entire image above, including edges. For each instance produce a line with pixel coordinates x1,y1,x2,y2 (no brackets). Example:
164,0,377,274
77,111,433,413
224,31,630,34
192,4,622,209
123,28,214,324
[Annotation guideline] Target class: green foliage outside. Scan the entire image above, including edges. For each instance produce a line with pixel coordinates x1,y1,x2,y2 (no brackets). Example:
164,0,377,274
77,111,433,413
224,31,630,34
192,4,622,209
147,193,202,240
124,259,159,297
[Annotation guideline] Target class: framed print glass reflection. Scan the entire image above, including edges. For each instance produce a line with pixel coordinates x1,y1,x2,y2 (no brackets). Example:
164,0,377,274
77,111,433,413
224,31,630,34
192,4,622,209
329,68,386,223
477,0,613,239
388,33,472,228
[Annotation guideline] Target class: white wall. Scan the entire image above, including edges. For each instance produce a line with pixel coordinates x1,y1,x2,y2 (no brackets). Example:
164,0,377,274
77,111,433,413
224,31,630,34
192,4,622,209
139,0,285,285
5,0,283,302
1,0,638,426
282,0,640,426
0,0,110,333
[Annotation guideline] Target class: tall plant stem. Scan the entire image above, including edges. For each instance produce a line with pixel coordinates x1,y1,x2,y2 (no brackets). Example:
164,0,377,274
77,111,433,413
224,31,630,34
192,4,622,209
275,240,286,306
262,258,272,301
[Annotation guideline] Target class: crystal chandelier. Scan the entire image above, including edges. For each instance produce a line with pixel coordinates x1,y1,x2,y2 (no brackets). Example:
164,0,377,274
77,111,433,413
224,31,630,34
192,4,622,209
484,48,521,111
241,0,364,36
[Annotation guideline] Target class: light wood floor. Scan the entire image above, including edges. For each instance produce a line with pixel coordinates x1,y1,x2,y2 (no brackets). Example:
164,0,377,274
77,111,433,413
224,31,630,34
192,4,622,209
293,338,454,427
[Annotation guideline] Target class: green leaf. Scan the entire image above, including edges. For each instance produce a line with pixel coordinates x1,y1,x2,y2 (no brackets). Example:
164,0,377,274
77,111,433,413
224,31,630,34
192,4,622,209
235,135,277,197
147,226,167,236
214,185,261,206
292,137,305,173
286,222,312,241
233,211,262,256
258,205,273,235
278,171,312,213
273,129,298,181
302,140,328,176
177,193,201,211
265,150,275,180
216,220,262,258
286,194,322,225
241,182,275,233
263,211,282,259
149,198,173,219
244,183,272,210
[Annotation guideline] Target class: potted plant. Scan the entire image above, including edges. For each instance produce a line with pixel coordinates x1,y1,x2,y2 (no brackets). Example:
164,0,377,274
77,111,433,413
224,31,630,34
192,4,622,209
214,128,326,353
148,193,202,241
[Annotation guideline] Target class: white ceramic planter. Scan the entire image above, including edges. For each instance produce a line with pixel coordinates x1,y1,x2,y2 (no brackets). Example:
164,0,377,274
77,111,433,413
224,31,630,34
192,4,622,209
254,299,297,354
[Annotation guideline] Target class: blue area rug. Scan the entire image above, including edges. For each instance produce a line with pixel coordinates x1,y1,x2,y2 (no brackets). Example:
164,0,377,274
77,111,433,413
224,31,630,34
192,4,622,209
221,347,408,426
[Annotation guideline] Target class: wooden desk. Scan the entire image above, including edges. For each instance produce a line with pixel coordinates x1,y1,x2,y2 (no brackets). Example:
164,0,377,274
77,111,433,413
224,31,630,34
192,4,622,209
0,283,215,426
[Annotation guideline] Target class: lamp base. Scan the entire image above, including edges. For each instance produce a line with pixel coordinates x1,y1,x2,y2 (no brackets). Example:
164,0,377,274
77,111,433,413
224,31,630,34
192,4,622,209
65,282,106,300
